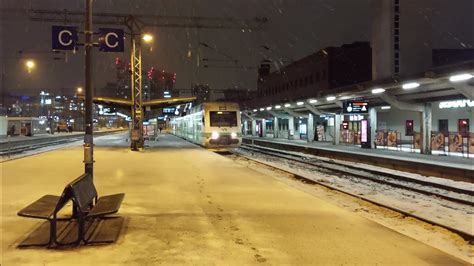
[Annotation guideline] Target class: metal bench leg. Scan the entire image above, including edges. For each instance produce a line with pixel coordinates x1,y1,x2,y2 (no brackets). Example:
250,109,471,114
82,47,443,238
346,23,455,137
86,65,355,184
47,219,56,247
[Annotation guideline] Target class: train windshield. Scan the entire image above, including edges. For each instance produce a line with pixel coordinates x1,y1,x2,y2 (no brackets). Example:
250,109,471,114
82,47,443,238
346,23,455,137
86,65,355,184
209,111,238,127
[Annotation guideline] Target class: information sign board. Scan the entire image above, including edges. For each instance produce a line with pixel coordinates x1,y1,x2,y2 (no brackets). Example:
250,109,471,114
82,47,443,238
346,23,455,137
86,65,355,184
343,101,368,114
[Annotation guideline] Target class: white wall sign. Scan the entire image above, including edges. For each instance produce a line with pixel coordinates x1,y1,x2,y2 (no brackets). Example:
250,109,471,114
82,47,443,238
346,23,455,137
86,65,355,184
439,100,474,109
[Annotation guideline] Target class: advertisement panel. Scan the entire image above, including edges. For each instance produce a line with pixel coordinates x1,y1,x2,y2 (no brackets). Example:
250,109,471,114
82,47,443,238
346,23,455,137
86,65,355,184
375,131,386,146
448,133,463,152
414,132,421,149
387,131,397,147
469,133,474,154
361,119,368,143
316,125,325,141
431,132,445,151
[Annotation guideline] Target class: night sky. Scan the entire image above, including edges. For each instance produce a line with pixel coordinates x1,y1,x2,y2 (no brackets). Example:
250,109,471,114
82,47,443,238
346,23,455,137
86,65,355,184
0,0,472,95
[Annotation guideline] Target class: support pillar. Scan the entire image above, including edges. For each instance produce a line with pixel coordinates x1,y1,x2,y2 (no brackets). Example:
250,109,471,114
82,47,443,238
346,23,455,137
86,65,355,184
251,120,256,136
369,108,377,149
307,113,315,142
333,114,341,145
288,117,295,140
421,103,432,154
261,119,267,137
243,120,249,136
274,117,279,138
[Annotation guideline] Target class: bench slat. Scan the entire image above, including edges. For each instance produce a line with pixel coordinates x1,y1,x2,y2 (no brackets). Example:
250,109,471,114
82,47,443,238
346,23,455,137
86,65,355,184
17,195,61,219
87,193,125,218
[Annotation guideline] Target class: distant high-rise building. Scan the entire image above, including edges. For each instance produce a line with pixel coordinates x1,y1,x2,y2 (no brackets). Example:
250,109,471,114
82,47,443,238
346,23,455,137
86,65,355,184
146,67,177,99
372,0,474,80
192,84,211,104
113,57,131,99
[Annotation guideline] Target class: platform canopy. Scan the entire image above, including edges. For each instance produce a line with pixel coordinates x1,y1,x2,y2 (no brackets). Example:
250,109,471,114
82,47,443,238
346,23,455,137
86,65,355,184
92,96,197,109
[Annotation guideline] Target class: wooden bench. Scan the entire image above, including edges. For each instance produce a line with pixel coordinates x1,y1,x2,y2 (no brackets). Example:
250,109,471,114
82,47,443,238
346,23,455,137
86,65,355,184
17,174,125,247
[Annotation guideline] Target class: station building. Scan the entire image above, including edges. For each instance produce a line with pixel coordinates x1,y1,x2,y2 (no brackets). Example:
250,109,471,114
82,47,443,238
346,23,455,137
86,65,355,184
241,0,474,158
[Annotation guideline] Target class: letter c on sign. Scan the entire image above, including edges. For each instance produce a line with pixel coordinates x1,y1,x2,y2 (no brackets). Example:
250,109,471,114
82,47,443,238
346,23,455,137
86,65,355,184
105,32,119,48
58,30,73,46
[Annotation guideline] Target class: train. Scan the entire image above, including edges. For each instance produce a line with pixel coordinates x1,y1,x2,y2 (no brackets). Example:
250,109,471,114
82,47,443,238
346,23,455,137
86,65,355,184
171,102,242,150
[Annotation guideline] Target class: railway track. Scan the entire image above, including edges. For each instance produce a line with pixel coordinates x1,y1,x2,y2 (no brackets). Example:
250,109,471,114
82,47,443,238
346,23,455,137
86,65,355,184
0,130,125,157
229,144,474,242
0,137,82,156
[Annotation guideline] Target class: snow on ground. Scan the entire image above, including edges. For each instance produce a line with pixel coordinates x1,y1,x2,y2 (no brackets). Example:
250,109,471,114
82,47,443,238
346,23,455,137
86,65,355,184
234,147,473,235
243,145,473,193
228,151,474,263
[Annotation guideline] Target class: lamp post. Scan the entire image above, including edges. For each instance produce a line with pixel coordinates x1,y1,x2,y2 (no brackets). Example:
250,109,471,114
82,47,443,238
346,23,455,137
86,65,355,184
25,60,36,73
130,32,153,151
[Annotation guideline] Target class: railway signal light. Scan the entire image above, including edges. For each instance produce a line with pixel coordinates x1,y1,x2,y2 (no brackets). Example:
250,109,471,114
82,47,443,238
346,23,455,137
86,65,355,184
342,121,349,130
458,119,469,137
405,120,414,136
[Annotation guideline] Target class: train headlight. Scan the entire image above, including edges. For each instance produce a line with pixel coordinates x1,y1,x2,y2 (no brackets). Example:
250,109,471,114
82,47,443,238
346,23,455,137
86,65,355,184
211,132,219,139
231,132,237,138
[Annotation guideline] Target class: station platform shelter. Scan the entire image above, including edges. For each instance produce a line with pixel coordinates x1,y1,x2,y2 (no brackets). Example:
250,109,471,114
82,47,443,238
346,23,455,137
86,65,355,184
241,62,474,159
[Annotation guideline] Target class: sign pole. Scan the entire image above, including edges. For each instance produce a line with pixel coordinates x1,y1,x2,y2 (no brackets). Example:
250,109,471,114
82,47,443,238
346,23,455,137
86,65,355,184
84,0,94,180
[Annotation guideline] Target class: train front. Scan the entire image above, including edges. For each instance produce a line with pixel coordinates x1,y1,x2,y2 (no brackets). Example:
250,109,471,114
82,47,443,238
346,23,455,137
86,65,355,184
203,103,242,150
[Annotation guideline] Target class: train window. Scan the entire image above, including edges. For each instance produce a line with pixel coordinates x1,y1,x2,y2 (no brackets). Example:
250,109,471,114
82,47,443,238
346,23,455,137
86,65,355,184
209,111,238,127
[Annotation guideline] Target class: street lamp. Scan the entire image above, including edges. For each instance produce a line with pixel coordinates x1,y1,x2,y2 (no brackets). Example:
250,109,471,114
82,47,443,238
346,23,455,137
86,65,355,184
142,33,153,43
25,60,36,73
77,87,83,93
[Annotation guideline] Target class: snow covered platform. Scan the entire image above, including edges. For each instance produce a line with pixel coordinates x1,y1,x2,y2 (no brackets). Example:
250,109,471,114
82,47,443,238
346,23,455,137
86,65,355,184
243,137,474,182
0,134,467,265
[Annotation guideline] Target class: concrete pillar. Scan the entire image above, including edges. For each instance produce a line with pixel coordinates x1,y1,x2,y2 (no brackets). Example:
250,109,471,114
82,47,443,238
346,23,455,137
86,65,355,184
261,119,266,137
0,116,7,138
421,103,432,154
369,108,377,149
307,113,315,142
288,117,295,139
243,120,249,136
274,117,279,138
333,114,341,145
251,120,256,136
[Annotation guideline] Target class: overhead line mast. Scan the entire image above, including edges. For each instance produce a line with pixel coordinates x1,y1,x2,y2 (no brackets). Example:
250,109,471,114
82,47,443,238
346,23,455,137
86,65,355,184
20,8,267,150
